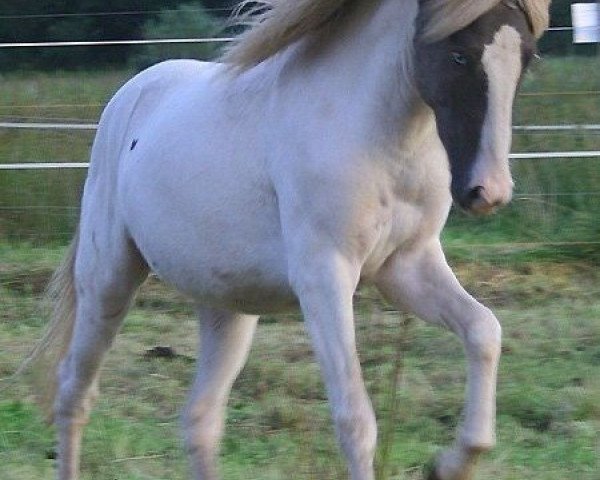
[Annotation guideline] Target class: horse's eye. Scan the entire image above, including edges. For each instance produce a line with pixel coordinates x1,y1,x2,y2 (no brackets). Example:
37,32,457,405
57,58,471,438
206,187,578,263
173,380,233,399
451,52,468,66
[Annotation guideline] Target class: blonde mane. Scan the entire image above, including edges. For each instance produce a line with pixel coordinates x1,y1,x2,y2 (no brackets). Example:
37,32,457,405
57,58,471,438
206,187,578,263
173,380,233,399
222,0,551,69
517,0,552,38
421,0,551,41
222,0,363,69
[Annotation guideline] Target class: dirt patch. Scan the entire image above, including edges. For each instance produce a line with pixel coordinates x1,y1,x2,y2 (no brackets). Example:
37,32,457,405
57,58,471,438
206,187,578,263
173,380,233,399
0,269,52,295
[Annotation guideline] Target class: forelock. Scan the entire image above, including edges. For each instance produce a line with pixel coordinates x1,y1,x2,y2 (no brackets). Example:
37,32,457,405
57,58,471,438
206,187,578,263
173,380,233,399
420,0,550,43
515,0,551,38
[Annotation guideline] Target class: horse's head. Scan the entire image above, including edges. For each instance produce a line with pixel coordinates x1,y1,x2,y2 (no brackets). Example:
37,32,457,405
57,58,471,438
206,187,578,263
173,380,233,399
414,0,545,215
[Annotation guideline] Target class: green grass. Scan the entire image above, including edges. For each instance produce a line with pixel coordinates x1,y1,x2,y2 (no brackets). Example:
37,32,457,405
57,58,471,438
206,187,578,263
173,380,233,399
1,246,599,479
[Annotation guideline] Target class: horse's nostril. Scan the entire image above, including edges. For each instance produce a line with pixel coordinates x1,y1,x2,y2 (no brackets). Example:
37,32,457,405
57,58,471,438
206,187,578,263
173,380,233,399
462,186,504,215
467,186,484,203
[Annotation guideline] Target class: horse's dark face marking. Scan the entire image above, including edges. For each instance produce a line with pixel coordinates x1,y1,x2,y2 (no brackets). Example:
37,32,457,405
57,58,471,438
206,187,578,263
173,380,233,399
414,3,537,213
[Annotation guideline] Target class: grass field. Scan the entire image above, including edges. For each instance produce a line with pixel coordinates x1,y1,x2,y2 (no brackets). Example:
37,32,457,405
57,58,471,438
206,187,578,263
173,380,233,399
0,56,599,479
1,246,599,479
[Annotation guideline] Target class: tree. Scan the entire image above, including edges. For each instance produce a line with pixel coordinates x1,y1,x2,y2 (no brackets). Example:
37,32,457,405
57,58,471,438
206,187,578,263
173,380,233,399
0,0,184,69
130,3,222,71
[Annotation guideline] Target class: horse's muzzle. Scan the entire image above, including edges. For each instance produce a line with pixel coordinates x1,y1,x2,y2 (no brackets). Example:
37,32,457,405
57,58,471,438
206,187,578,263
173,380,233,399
459,184,512,215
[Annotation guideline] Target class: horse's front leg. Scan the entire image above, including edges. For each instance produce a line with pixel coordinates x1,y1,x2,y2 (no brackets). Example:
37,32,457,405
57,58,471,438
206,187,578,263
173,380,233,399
290,248,377,480
375,240,501,480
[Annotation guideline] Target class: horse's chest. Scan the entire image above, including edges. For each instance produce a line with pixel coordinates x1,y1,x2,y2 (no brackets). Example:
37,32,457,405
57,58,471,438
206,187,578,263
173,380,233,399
361,196,449,278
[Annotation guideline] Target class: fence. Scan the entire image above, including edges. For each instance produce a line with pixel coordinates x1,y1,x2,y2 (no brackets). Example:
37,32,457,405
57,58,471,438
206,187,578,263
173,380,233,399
0,29,599,254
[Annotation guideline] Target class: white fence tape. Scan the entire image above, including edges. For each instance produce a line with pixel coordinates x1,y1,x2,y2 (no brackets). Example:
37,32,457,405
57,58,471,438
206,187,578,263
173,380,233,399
2,152,600,171
0,38,234,48
513,124,600,131
2,122,600,132
510,151,600,159
0,122,97,130
0,163,90,170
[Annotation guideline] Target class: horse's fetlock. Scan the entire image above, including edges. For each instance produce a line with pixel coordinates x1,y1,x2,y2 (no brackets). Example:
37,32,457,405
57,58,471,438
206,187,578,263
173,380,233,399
183,402,223,448
54,382,97,428
53,406,91,428
460,434,496,454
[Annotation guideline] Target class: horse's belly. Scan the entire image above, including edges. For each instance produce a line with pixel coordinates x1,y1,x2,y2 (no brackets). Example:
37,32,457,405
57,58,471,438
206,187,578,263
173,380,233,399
120,135,296,314
126,200,297,314
159,258,298,315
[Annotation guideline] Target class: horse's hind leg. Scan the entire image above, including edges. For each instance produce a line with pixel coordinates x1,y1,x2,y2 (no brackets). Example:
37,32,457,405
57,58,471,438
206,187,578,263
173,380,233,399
54,230,148,480
182,307,258,480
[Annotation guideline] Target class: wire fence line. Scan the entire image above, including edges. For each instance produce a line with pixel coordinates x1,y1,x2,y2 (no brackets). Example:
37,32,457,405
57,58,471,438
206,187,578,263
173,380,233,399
0,8,233,20
0,122,97,130
0,4,583,29
0,163,90,170
2,121,600,132
3,151,600,172
510,151,600,159
0,103,105,109
513,125,600,132
0,38,236,49
0,25,577,49
0,7,576,30
5,118,600,128
518,90,600,97
0,4,582,38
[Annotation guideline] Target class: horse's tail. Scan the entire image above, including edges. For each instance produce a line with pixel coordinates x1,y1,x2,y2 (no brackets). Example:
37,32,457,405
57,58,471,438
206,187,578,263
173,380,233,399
16,228,80,423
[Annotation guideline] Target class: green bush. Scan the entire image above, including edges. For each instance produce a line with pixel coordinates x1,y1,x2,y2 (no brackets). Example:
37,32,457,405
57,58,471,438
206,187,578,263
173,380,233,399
130,3,223,71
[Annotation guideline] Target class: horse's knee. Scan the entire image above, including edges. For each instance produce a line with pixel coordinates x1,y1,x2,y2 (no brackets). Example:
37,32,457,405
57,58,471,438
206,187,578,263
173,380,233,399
464,307,501,364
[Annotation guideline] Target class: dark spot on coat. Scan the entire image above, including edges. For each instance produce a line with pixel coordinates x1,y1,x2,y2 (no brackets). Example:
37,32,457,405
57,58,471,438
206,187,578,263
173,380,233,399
130,138,139,151
211,267,235,283
91,231,99,255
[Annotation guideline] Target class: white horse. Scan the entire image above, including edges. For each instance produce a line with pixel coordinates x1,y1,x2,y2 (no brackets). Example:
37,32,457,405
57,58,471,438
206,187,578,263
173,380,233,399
26,0,550,479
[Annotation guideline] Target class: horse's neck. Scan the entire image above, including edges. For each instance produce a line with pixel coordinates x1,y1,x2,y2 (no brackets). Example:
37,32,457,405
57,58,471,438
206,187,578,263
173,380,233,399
280,0,436,153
